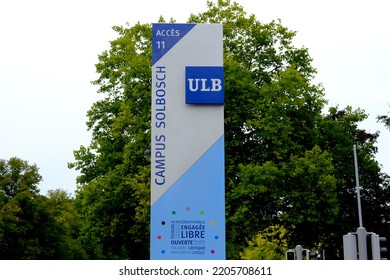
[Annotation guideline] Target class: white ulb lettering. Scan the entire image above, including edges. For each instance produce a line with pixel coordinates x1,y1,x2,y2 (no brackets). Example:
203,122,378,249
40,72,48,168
187,78,199,92
211,79,222,91
187,78,223,92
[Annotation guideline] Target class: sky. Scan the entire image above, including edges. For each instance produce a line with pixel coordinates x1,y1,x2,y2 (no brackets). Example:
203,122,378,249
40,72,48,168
1,0,389,196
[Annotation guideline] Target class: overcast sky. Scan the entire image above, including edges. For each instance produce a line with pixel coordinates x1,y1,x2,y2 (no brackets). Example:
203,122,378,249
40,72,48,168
1,0,389,195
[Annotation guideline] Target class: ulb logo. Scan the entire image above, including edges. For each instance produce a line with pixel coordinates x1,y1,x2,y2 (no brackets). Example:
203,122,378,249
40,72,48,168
185,66,224,104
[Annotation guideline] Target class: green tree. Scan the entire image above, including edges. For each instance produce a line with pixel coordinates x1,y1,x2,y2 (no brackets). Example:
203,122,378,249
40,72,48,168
0,157,46,259
69,0,389,259
317,107,390,258
189,0,336,258
73,166,149,259
69,22,152,259
229,146,338,257
240,225,290,260
377,107,390,130
0,157,41,200
0,157,86,259
45,189,88,259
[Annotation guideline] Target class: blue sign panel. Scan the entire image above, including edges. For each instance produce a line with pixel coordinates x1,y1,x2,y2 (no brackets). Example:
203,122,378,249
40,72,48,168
151,137,225,259
185,66,224,105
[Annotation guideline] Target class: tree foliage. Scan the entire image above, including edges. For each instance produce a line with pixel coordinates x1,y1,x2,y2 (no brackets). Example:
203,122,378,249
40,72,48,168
69,22,152,259
69,0,390,259
240,225,290,260
0,157,86,259
377,106,390,130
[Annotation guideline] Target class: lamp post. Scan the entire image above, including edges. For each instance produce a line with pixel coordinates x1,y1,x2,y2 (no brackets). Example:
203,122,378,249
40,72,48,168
353,144,363,228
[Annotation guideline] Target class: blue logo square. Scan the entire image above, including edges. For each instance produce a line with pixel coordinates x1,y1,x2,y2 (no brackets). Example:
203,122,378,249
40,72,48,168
185,66,224,105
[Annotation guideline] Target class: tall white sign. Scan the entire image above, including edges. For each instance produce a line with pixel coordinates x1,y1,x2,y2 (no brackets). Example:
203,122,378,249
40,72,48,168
151,23,225,260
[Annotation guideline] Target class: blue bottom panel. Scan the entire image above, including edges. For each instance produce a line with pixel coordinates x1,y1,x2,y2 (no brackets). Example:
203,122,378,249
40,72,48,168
151,136,225,260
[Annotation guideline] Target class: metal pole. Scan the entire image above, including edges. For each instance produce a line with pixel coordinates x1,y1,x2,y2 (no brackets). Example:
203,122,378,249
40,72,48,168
371,233,381,260
306,249,310,260
295,245,303,260
343,233,357,260
353,144,363,228
357,227,368,260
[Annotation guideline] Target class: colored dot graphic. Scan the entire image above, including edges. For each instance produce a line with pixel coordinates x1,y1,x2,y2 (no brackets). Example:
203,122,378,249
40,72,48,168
211,250,215,254
161,221,165,225
210,221,215,226
200,210,205,215
214,235,219,240
161,250,166,254
157,235,162,240
171,210,176,215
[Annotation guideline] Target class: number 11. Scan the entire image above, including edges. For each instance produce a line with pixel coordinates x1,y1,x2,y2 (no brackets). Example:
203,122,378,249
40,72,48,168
156,41,165,49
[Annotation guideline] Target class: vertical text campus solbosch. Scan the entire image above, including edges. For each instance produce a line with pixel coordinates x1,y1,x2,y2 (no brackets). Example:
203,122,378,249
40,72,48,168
154,66,167,186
